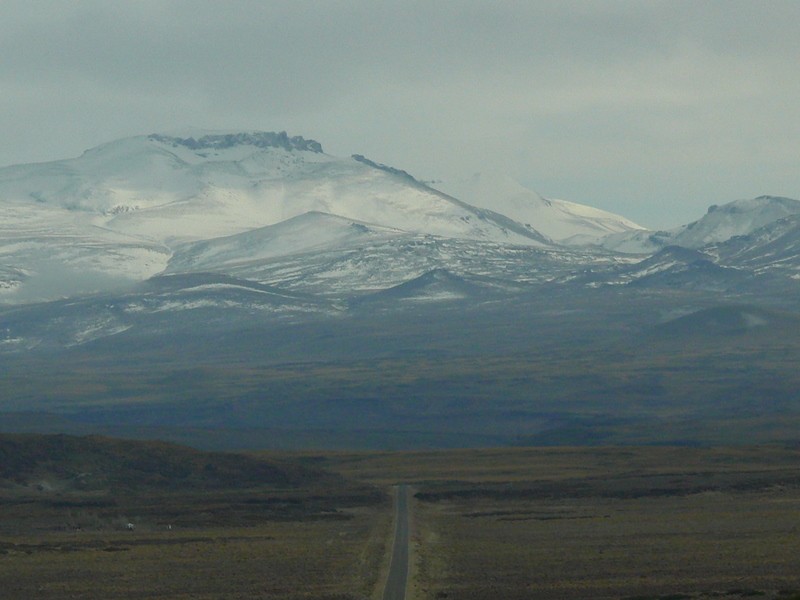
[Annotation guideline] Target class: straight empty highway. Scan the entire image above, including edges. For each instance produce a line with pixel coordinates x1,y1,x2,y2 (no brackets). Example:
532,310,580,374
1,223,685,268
382,484,410,600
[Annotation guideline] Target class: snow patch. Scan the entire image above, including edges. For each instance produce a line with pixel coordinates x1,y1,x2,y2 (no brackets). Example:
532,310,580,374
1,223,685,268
436,172,644,244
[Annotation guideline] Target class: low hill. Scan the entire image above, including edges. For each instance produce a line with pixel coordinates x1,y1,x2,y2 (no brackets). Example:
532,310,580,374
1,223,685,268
0,433,332,493
652,304,800,339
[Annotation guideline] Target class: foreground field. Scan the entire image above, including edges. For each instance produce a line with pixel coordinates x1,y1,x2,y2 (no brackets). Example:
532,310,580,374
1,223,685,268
0,434,391,600
1,518,388,600
5,437,800,599
414,487,800,600
323,446,800,600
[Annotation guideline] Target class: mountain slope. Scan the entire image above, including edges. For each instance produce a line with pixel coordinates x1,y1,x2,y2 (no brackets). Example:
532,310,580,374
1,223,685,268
579,245,756,292
166,212,407,274
436,172,645,244
619,246,740,287
0,131,557,303
670,196,800,248
603,195,800,254
1,129,799,327
0,272,335,351
714,213,800,277
350,267,516,307
0,199,170,303
0,131,550,247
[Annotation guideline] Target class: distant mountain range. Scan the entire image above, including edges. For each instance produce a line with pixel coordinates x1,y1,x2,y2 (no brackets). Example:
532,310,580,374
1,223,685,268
0,130,796,312
2,130,800,449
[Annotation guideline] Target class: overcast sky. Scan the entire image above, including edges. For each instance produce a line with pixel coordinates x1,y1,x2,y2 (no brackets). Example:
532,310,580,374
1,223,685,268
2,1,799,228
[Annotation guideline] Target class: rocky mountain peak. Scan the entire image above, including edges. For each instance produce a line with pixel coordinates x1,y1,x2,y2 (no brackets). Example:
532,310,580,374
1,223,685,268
148,131,323,153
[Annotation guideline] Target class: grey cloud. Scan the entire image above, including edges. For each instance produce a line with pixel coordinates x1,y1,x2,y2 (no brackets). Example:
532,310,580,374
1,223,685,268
1,1,799,227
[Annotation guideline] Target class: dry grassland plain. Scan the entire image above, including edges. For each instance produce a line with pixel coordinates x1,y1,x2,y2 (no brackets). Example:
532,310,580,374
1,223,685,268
4,444,800,599
0,508,391,600
0,435,393,600
323,446,800,600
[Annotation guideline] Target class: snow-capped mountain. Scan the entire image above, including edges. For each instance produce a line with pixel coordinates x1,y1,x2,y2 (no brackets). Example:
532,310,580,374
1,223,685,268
0,127,664,309
602,195,800,254
586,198,800,293
5,129,800,455
0,130,550,246
671,196,800,248
1,129,800,352
436,172,645,245
0,130,566,302
713,213,800,278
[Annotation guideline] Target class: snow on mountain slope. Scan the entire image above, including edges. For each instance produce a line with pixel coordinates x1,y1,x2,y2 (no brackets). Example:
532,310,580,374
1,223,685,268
0,199,169,304
4,129,797,313
0,272,335,350
166,212,406,274
0,130,556,303
436,172,644,244
0,131,550,247
589,245,750,291
599,229,670,254
200,232,620,297
0,137,200,214
600,195,800,254
669,196,800,249
713,213,800,277
106,152,550,246
0,265,26,293
351,267,518,307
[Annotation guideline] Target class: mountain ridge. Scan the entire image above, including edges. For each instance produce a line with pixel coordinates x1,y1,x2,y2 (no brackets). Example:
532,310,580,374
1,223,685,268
0,129,799,348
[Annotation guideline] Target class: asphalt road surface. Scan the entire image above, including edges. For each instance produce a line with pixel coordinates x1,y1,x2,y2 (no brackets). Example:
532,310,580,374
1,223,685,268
382,484,410,600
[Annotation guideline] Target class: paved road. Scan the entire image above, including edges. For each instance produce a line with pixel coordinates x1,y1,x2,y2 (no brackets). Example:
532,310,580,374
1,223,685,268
382,484,410,600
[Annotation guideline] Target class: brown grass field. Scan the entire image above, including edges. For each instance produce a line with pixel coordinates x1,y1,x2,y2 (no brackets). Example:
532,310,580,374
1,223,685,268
321,446,800,600
0,518,388,600
4,440,800,599
0,434,392,600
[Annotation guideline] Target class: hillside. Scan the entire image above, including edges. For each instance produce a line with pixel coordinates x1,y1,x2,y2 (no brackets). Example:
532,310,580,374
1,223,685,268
0,433,332,492
602,195,800,253
437,172,644,244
